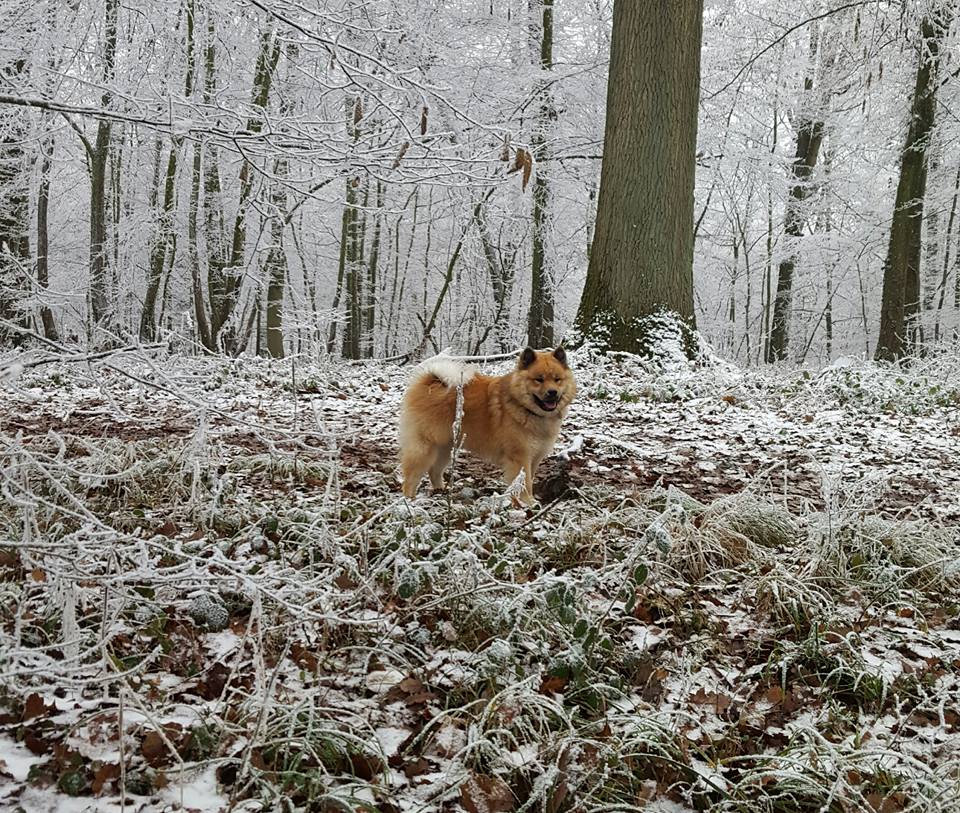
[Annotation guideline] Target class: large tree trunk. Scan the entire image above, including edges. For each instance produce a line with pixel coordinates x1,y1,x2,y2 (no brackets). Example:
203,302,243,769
875,11,948,362
526,0,555,348
574,0,702,355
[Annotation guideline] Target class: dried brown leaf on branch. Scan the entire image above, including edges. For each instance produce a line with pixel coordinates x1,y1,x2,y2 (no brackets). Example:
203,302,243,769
508,147,534,192
420,105,429,135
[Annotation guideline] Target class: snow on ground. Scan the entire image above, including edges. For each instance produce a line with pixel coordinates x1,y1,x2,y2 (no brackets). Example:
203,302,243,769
0,346,958,811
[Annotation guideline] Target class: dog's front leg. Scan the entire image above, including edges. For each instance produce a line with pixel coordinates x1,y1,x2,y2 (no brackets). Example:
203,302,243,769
503,459,535,507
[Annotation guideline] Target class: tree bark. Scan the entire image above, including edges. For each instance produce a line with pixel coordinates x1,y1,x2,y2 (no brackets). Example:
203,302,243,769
876,11,948,362
574,0,702,355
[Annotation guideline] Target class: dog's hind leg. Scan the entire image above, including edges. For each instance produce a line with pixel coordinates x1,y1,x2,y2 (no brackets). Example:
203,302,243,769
401,442,436,499
429,443,453,491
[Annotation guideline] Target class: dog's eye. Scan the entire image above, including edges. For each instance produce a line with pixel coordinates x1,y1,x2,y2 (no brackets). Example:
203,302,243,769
535,377,544,384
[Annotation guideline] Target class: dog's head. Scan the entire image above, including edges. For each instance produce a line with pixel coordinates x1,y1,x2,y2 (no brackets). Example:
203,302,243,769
513,346,576,416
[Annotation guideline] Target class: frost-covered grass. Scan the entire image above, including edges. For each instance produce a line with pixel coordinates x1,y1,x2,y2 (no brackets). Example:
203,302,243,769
0,346,959,812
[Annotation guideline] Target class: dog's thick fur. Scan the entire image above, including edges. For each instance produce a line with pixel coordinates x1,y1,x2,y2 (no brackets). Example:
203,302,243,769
399,347,576,504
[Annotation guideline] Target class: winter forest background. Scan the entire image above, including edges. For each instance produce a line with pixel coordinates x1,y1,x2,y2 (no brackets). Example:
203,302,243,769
3,0,959,363
4,3,960,811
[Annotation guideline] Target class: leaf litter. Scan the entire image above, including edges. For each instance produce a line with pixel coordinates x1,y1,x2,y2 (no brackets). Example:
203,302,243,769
0,345,958,811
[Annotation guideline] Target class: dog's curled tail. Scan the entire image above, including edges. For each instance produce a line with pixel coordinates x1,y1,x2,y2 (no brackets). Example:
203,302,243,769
415,356,477,388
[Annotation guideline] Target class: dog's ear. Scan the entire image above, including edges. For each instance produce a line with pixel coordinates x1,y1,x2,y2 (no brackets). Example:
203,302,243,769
553,346,567,367
518,347,537,368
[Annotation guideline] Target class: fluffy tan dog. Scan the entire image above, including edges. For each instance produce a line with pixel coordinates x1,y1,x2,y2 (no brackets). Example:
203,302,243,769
399,347,576,504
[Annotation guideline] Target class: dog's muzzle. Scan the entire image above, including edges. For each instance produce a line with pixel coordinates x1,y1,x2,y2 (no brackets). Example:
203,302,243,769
533,393,560,412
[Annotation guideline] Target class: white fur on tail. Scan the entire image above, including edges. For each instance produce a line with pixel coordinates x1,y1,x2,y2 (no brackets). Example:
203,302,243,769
417,355,477,388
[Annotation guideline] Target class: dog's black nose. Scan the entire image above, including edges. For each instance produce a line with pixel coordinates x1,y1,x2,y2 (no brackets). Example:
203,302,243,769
545,389,558,399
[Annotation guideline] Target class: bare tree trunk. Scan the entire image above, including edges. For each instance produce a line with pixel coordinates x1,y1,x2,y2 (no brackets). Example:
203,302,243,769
264,44,296,359
140,147,178,341
140,0,197,342
264,159,287,358
921,134,942,343
933,164,960,341
766,27,827,363
363,180,385,358
35,133,59,341
477,201,514,352
87,0,119,335
574,0,702,355
218,26,280,354
327,191,352,354
876,11,948,362
526,0,555,348
0,54,31,344
342,168,367,359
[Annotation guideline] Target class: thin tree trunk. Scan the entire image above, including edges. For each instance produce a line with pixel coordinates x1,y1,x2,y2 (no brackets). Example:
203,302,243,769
327,194,352,354
0,57,31,344
36,134,58,341
265,44,295,359
140,147,178,341
218,26,280,354
364,180,385,358
88,0,119,334
264,161,287,358
526,0,555,348
342,168,366,359
766,27,826,363
140,0,197,342
339,94,366,359
933,164,960,341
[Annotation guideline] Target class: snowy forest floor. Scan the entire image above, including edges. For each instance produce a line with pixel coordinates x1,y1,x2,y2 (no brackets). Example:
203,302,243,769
1,345,959,812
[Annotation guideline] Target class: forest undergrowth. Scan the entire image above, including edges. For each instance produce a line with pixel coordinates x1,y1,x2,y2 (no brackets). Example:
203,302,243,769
0,343,959,812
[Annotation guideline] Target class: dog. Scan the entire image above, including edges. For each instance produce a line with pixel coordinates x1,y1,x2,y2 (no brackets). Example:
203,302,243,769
399,347,576,505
